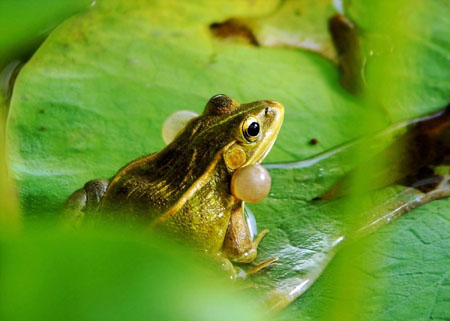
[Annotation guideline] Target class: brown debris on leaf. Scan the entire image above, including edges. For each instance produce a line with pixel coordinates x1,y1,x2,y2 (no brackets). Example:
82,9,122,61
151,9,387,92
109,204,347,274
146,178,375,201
329,14,363,95
209,1,339,61
320,106,450,199
210,19,259,46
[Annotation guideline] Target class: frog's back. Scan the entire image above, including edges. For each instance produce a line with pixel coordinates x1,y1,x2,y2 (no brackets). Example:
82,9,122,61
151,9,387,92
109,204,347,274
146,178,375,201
99,148,196,221
99,142,236,251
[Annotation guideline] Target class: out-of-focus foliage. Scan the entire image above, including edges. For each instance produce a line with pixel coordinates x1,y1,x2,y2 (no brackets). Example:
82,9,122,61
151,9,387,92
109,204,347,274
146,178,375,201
345,0,450,120
0,226,268,321
0,0,92,68
274,0,450,318
0,112,20,231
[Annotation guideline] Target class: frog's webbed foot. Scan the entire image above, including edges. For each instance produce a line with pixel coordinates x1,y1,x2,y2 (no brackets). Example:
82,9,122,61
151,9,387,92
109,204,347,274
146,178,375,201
241,229,278,276
222,225,277,278
233,228,270,263
236,229,278,276
63,178,109,227
246,257,279,276
213,254,272,280
212,254,241,280
222,204,277,273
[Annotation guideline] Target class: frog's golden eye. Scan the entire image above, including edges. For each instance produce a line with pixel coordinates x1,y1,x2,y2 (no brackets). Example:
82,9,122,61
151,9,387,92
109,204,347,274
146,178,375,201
242,117,260,142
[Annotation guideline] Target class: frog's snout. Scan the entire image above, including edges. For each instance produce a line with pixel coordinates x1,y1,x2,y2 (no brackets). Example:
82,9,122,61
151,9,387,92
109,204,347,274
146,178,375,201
264,100,284,120
265,100,282,108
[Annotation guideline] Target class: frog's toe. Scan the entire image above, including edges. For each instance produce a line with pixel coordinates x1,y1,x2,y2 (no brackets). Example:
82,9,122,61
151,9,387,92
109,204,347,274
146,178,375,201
62,188,87,227
246,257,279,276
63,178,110,226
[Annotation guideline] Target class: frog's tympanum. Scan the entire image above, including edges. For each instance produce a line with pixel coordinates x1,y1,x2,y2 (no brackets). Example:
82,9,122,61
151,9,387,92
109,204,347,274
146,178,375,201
64,94,284,274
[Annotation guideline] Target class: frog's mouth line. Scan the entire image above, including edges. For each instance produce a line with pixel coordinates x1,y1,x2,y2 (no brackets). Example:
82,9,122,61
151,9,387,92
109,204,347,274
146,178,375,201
255,134,278,164
246,104,284,166
153,140,236,226
252,129,280,165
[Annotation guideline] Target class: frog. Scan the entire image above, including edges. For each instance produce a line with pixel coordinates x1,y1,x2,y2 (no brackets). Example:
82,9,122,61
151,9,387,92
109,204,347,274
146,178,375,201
64,94,284,275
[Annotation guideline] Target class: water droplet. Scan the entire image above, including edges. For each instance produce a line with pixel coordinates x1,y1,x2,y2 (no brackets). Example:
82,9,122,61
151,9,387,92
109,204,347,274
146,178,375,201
244,206,257,240
332,0,344,13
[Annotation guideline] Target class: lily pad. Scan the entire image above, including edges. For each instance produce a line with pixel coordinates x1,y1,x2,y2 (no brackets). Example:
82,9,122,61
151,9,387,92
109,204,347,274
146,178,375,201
238,0,339,60
7,0,384,215
279,197,450,320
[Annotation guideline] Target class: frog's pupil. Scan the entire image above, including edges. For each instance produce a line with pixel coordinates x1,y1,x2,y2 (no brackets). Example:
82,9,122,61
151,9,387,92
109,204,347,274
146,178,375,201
247,122,260,136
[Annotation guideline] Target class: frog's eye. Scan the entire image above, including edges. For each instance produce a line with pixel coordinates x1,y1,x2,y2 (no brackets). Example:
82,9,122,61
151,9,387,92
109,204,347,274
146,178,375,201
242,117,260,142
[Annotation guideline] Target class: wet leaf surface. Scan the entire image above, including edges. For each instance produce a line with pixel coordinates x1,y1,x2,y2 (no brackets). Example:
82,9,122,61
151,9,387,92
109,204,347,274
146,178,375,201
278,197,450,320
242,0,339,60
7,0,384,216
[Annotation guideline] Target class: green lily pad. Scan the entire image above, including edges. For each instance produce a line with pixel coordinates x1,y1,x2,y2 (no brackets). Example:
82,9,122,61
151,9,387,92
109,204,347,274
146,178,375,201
279,197,450,320
7,0,384,216
244,0,339,60
5,0,450,318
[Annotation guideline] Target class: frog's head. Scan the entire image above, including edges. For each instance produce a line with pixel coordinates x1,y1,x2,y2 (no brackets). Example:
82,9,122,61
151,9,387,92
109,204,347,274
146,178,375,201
184,94,284,172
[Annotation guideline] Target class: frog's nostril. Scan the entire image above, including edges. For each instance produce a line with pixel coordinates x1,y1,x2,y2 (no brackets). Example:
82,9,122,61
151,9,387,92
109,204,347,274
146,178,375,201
265,100,283,112
264,100,284,119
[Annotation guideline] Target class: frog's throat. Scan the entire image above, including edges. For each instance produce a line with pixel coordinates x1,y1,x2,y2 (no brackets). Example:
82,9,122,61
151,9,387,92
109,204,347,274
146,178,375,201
152,140,236,227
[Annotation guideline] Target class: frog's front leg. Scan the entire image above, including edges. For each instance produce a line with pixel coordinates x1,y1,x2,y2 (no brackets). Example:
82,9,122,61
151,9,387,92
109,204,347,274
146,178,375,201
222,202,269,264
63,178,109,227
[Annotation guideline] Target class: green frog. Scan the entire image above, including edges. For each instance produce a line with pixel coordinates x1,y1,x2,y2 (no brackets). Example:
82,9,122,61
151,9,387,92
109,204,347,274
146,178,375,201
64,94,284,272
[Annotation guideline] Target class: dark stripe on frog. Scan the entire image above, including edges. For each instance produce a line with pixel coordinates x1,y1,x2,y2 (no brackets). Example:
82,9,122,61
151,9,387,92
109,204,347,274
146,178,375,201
125,148,199,200
152,140,235,226
102,153,159,204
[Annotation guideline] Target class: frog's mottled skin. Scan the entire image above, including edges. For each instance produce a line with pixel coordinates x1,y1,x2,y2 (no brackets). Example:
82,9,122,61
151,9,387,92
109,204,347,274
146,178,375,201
64,95,284,265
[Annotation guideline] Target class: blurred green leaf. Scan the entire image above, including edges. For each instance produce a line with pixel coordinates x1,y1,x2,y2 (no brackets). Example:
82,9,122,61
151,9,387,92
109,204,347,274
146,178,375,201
344,0,450,120
0,119,21,230
0,0,92,67
0,225,267,321
0,88,20,231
